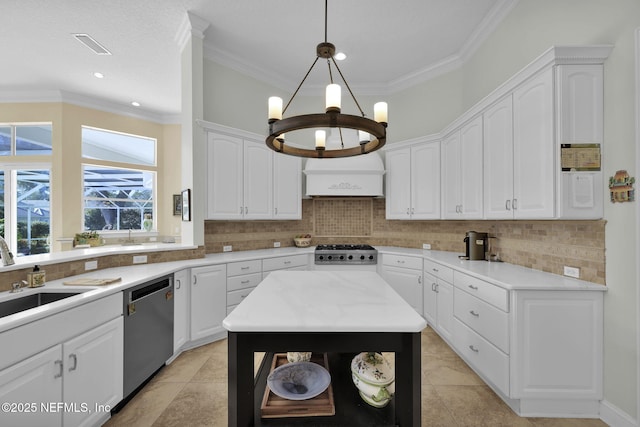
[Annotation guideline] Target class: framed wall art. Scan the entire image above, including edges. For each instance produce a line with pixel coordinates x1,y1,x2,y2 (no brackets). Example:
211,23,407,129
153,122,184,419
181,189,191,221
173,194,182,216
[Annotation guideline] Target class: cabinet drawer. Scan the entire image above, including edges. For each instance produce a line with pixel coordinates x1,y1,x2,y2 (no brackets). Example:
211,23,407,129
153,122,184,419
454,318,509,395
227,272,262,292
454,287,509,353
383,254,422,270
423,259,454,283
262,254,308,272
454,271,509,312
227,259,262,277
227,288,254,307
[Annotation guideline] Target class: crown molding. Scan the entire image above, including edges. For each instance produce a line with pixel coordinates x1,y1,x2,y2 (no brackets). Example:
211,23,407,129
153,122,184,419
176,11,211,52
0,90,181,124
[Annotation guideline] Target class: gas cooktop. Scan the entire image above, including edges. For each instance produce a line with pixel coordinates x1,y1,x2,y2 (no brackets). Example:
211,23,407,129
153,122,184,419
314,244,377,265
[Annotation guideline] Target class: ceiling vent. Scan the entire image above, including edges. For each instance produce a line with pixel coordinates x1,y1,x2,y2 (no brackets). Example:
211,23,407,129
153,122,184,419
73,33,112,55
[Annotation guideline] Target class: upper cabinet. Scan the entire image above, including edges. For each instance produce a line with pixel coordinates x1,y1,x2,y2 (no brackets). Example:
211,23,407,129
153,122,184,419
386,139,440,220
442,115,483,219
484,68,555,219
205,126,301,220
387,45,610,221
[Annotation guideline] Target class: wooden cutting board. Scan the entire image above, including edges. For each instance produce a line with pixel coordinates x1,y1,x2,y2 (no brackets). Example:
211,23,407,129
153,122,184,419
63,277,122,286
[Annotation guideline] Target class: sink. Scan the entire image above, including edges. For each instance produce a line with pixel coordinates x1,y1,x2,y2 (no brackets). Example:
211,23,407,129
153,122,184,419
121,242,143,246
0,292,84,319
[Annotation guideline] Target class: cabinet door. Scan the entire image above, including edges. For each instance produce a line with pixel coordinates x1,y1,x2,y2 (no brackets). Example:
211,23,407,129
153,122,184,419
459,116,484,218
191,264,227,341
435,281,454,344
0,345,63,427
423,272,437,326
484,96,514,219
380,266,423,314
173,269,190,352
63,317,123,427
207,133,244,219
385,148,412,219
273,153,301,219
441,131,461,219
243,141,273,219
411,142,441,219
513,68,555,219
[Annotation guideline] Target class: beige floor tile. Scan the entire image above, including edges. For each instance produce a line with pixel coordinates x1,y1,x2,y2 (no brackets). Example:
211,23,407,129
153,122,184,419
422,353,484,386
103,381,186,427
528,417,609,427
434,385,534,427
152,347,213,383
191,352,228,383
422,328,458,358
421,383,460,427
152,382,227,427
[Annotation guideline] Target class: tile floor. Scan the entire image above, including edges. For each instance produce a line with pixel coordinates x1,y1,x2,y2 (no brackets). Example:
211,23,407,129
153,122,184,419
104,326,609,427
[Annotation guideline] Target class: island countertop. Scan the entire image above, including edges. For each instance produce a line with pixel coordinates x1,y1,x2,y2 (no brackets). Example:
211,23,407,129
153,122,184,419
222,270,427,333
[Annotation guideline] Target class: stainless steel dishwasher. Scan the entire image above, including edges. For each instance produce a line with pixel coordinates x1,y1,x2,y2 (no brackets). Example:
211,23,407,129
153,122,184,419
123,274,174,399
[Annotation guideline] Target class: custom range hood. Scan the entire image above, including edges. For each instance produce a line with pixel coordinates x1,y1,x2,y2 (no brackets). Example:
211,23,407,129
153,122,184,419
304,152,385,197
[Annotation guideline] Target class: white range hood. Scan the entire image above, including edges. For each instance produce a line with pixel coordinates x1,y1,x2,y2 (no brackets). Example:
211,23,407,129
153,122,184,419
303,152,385,197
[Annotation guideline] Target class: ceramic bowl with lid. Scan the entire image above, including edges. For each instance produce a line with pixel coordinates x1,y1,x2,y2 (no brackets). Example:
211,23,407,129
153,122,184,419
350,352,395,407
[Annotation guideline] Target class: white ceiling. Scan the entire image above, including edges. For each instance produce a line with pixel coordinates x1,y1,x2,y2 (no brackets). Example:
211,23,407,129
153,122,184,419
2,0,518,120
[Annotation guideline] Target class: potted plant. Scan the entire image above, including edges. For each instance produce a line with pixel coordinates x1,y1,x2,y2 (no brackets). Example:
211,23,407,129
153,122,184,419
74,231,102,247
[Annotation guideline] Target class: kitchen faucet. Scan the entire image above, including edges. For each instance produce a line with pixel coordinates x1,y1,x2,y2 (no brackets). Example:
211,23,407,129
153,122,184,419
0,235,15,266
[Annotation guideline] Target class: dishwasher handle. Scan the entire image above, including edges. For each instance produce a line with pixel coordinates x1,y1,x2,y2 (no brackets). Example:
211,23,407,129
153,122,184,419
129,277,172,302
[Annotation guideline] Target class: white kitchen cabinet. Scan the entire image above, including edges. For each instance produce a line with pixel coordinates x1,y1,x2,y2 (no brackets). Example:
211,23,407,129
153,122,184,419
422,259,454,344
379,254,423,314
190,264,227,341
262,254,310,279
0,317,123,427
207,133,272,220
512,67,555,219
206,129,301,220
226,259,262,314
273,153,302,219
173,269,189,352
385,140,440,220
441,115,483,219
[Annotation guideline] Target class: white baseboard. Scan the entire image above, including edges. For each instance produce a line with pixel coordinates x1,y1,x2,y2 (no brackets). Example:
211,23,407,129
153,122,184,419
600,400,638,427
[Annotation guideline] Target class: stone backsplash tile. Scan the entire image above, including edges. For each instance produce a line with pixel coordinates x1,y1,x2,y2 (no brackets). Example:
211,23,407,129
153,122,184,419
205,198,606,284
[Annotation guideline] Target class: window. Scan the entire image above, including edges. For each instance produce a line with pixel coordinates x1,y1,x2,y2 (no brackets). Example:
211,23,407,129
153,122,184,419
81,127,157,232
0,124,53,156
0,123,52,256
0,169,51,256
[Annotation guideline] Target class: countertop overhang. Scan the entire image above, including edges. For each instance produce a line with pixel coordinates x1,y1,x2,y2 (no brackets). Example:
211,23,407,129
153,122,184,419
222,270,427,333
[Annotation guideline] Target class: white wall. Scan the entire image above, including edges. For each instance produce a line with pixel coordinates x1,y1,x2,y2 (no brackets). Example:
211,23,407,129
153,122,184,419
202,0,640,419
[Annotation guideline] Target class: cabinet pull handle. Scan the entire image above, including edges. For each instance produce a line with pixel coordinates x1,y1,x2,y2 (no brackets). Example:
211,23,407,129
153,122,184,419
468,284,478,291
245,207,248,214
240,294,248,299
284,261,291,265
241,280,250,284
469,345,479,353
275,207,278,215
505,199,511,210
69,354,78,372
418,276,422,284
406,208,410,215
240,206,243,214
411,208,415,214
193,275,197,285
431,283,436,292
175,279,181,289
241,266,250,270
432,267,438,272
513,199,517,210
469,310,480,317
435,284,439,293
54,360,63,378
397,260,405,264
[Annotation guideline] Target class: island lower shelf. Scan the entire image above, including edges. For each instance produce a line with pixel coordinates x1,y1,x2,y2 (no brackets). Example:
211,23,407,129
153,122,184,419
254,352,397,426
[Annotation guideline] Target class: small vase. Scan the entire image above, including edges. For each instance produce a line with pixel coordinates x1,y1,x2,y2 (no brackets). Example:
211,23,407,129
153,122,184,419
286,352,312,363
143,214,153,232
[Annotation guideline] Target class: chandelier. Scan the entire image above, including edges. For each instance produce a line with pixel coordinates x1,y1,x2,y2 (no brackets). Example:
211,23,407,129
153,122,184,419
266,0,387,158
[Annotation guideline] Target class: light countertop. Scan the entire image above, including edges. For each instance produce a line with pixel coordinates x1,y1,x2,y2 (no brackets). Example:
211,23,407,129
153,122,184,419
222,270,428,333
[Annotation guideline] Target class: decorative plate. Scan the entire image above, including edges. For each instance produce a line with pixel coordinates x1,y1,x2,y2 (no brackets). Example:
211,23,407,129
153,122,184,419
267,361,331,401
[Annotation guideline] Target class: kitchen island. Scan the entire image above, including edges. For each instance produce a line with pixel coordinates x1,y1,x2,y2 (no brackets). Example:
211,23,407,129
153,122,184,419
222,270,427,426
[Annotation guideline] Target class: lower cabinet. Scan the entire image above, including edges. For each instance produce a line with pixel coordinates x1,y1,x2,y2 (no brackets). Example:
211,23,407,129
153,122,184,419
423,259,455,343
173,269,190,352
190,264,227,341
379,254,423,314
0,317,123,427
449,270,603,416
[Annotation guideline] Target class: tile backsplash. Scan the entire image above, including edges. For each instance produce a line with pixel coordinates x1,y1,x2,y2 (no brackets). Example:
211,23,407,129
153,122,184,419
206,198,606,284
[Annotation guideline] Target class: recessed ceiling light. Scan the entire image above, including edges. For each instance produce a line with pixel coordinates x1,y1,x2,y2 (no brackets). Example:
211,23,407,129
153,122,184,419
131,101,140,107
334,52,347,61
93,72,104,79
